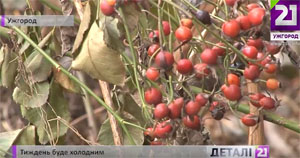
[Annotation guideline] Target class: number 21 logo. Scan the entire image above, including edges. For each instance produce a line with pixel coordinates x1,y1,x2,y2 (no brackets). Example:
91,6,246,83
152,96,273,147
271,0,300,31
255,146,269,158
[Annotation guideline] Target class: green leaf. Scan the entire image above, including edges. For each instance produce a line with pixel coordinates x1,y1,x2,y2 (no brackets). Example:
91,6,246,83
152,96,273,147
24,50,52,83
119,93,146,126
0,129,22,157
14,125,36,145
72,0,97,58
103,17,124,53
0,126,35,157
21,82,70,144
72,22,126,86
98,113,144,145
0,45,18,88
13,81,50,108
54,56,81,93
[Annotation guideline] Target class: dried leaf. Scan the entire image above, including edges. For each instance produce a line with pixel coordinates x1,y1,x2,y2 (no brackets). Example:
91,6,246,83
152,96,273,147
0,45,18,88
72,0,97,57
54,56,81,93
121,3,141,32
14,125,36,145
13,81,50,108
72,22,125,86
0,129,22,157
98,113,144,145
21,83,70,144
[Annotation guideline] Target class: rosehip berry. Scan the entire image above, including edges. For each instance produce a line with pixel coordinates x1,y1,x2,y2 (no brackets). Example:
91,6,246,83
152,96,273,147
236,15,251,30
247,3,260,11
175,26,192,42
154,121,172,138
185,101,201,116
168,97,184,119
227,73,240,86
106,0,116,6
183,115,200,130
145,87,162,105
162,21,171,36
266,43,281,55
257,52,271,66
195,94,208,107
194,63,211,79
144,127,155,139
200,48,218,65
148,44,160,56
195,10,211,25
212,43,226,56
100,0,115,16
222,20,240,38
266,78,280,90
247,38,263,50
155,51,174,69
221,84,241,101
154,103,170,119
225,0,236,6
264,63,277,74
243,46,258,59
176,59,193,75
249,93,265,107
146,67,160,81
248,8,265,26
241,114,257,126
180,18,193,29
259,97,275,109
244,65,261,80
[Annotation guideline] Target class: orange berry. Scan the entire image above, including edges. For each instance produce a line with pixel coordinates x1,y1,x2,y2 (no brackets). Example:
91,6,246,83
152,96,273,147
227,73,240,86
266,78,280,90
180,18,193,29
106,0,116,6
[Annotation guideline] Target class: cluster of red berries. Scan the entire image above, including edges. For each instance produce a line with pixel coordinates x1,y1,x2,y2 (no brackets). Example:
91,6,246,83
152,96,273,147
101,0,283,144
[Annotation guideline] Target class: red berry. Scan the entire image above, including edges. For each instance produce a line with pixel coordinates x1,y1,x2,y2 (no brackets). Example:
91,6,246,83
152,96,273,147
185,101,201,116
176,59,193,75
225,0,236,6
162,21,171,36
175,26,192,42
154,51,174,69
200,48,218,65
195,94,208,107
180,18,193,29
212,43,226,56
248,8,265,26
243,46,258,59
146,67,160,81
266,43,280,55
173,97,184,109
221,84,241,101
244,65,261,80
154,121,172,138
249,93,265,107
236,15,251,30
148,44,160,56
241,114,257,126
100,0,115,16
257,52,271,66
194,63,211,79
227,73,240,86
247,3,260,11
145,87,162,105
259,97,275,109
264,63,277,74
106,0,116,6
247,38,264,50
154,103,170,119
168,102,182,119
222,20,240,38
183,115,200,130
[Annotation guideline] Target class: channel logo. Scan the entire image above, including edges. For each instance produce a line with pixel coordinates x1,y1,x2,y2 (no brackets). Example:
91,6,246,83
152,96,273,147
255,145,269,158
271,0,300,31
